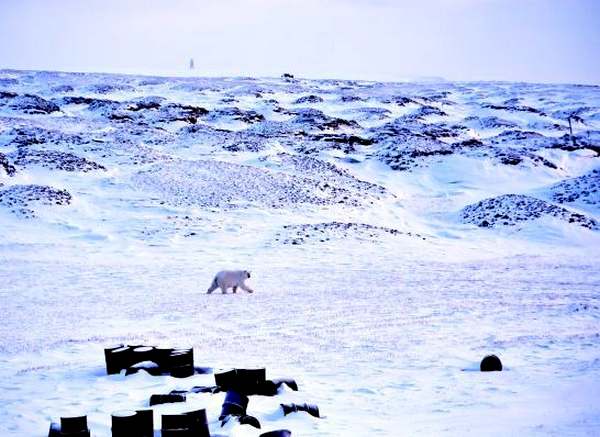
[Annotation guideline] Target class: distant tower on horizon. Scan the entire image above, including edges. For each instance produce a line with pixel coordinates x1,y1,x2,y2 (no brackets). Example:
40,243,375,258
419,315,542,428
189,58,195,70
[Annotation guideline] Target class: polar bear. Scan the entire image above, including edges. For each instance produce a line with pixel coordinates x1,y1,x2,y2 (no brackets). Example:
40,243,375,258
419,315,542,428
207,270,254,294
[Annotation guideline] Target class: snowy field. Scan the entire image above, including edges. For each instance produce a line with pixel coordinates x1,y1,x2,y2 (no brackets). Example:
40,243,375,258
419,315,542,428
0,70,599,436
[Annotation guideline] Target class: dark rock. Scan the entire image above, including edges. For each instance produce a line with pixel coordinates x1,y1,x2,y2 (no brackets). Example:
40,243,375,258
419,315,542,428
321,117,360,130
0,153,16,176
126,96,164,111
487,130,552,151
550,131,600,155
294,95,324,104
108,112,134,122
420,123,467,139
139,78,166,86
455,138,484,148
0,77,18,86
51,84,74,93
222,140,265,153
340,95,365,102
466,116,518,129
482,102,545,116
391,96,419,106
87,83,135,94
88,98,121,115
9,94,60,114
349,106,391,120
0,90,18,100
529,154,558,169
373,126,454,171
209,106,264,123
290,108,359,130
157,103,209,123
57,96,112,106
499,153,522,165
309,133,374,152
411,105,447,118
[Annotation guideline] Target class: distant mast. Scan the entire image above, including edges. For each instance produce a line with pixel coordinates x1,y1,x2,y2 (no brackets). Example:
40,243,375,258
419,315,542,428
189,58,195,70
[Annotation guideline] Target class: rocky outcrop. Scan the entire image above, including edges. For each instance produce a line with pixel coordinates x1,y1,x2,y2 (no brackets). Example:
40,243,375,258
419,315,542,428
7,94,60,114
461,194,598,230
11,149,106,172
547,169,600,207
0,184,72,218
274,222,425,245
0,153,16,176
294,95,324,104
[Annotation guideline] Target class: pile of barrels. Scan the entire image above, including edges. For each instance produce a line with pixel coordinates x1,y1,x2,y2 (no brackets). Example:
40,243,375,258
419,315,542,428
104,344,196,378
49,409,293,436
47,345,322,436
49,345,501,436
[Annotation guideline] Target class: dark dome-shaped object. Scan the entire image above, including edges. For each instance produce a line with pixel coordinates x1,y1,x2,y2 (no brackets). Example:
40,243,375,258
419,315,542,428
480,354,503,372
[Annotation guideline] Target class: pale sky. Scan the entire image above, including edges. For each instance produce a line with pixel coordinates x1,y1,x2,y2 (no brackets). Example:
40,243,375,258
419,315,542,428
1,0,599,84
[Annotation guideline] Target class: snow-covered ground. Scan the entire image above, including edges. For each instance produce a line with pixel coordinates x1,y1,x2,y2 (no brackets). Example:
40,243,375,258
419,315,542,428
0,70,599,436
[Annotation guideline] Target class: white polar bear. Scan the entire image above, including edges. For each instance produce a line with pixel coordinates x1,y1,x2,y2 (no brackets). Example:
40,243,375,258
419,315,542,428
207,270,254,294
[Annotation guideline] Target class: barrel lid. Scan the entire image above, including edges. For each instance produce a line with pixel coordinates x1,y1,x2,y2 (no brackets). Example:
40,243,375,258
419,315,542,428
112,410,137,418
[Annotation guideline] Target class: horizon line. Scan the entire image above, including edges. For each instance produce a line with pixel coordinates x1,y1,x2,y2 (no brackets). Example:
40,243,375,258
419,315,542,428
2,66,599,88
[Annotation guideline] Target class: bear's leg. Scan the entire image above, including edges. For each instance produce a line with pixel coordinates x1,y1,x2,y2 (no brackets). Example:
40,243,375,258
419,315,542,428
240,283,254,293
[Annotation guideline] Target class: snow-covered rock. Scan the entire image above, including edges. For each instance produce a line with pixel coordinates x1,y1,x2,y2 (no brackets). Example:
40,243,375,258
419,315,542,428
461,194,598,230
